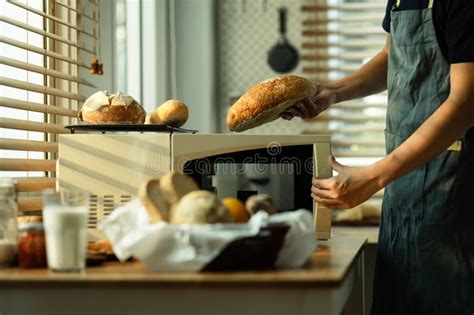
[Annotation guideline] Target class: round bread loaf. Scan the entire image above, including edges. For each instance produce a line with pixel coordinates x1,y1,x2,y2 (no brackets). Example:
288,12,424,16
149,99,189,127
79,91,146,124
226,75,316,132
170,190,233,225
245,194,277,216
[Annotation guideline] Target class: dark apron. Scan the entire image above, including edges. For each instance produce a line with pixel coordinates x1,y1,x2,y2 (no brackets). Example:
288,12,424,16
371,0,474,314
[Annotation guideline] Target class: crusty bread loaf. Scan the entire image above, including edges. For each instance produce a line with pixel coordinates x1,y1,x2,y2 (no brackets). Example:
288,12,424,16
170,190,233,225
226,75,316,132
138,178,170,223
149,99,189,127
159,171,199,206
79,91,146,124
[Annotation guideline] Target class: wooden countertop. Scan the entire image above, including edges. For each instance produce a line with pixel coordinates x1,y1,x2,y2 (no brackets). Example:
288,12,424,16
333,226,379,244
0,235,366,288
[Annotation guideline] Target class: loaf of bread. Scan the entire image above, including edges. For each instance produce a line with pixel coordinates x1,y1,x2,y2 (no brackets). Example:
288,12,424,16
245,194,277,215
148,99,189,127
159,171,199,206
226,75,316,132
170,190,233,225
138,178,170,223
79,91,146,124
139,172,199,223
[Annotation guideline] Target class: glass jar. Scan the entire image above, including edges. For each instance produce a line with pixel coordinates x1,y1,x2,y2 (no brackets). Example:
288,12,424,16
0,178,18,268
18,221,47,268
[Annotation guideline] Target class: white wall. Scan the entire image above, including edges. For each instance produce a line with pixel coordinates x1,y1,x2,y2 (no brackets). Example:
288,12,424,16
140,0,217,133
174,0,217,133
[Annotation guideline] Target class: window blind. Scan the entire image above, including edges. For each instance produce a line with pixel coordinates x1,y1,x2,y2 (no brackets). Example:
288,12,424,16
0,0,99,214
301,0,387,208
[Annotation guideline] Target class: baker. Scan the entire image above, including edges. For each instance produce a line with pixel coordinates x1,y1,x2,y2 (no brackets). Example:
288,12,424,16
282,0,474,314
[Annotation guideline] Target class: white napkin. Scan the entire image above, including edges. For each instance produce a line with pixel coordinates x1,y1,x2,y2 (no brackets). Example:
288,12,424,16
99,198,316,272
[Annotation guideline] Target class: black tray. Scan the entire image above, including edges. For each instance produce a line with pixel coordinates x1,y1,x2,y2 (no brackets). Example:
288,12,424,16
65,124,198,134
202,224,290,272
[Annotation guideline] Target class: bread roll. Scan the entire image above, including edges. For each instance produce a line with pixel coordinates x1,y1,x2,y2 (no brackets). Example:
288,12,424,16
226,75,316,132
79,91,146,124
149,99,189,127
138,178,170,223
245,194,277,215
170,191,233,225
159,171,199,206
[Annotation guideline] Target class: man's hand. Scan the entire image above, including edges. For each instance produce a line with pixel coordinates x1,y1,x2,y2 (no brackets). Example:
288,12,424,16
311,156,383,209
280,84,337,120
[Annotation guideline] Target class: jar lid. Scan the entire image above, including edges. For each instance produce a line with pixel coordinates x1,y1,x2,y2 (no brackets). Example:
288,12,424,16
18,222,44,232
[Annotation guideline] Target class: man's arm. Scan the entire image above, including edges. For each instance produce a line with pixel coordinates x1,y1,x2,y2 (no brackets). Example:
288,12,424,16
374,62,474,187
311,62,474,209
282,34,390,119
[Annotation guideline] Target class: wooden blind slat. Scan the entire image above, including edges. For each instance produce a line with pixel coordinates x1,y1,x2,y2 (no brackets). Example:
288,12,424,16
0,138,58,152
0,15,94,55
52,1,95,21
0,97,78,117
301,51,378,61
7,0,97,39
302,40,385,49
0,117,68,134
303,126,385,134
18,196,43,212
302,28,385,37
332,101,386,109
0,77,86,101
302,3,386,11
0,36,90,69
303,15,383,25
311,114,386,122
332,139,385,147
15,177,56,192
303,65,360,73
0,57,96,87
0,158,56,172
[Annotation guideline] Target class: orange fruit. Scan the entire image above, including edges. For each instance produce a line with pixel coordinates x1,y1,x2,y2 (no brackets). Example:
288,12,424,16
222,198,249,223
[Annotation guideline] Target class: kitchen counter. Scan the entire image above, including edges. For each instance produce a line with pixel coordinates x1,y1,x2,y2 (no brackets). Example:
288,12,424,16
0,235,366,315
333,226,379,244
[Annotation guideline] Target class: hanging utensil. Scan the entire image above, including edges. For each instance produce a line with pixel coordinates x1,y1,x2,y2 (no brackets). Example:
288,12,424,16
267,7,299,73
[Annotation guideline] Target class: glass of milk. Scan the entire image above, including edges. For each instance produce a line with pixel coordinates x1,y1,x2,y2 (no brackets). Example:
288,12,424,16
42,189,89,273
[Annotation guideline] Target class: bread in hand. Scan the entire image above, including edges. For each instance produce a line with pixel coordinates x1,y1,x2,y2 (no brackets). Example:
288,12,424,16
226,75,316,132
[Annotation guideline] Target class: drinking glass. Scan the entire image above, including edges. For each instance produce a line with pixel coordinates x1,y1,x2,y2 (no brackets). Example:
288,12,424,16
42,189,89,273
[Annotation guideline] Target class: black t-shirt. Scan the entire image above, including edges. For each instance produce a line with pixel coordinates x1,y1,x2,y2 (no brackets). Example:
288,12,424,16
382,0,474,64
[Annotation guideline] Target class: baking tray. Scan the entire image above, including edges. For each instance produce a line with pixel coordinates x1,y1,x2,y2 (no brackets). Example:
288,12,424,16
65,124,198,134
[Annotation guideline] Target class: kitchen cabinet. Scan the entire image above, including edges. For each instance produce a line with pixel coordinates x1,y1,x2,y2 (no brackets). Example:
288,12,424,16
0,236,366,315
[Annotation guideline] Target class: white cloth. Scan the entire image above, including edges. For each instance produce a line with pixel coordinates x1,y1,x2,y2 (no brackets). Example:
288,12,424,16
99,198,317,272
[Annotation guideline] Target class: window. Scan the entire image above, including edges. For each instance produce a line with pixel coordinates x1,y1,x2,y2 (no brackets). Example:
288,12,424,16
301,0,387,207
0,0,97,213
